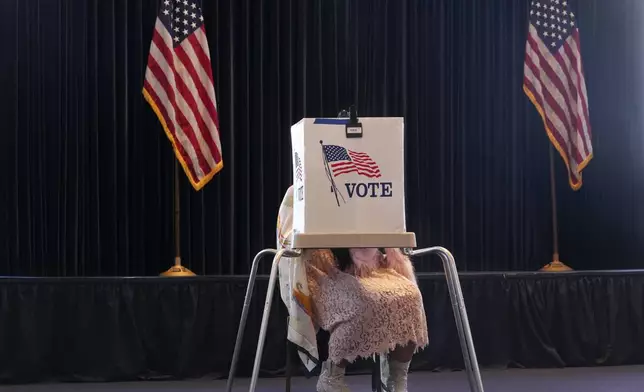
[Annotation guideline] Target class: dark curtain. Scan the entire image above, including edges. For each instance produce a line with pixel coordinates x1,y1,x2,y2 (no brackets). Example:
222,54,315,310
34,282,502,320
3,272,644,383
2,0,644,277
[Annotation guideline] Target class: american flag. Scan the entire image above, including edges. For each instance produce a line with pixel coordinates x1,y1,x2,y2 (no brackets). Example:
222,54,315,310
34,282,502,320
142,0,223,191
294,152,303,183
524,0,592,190
322,145,381,179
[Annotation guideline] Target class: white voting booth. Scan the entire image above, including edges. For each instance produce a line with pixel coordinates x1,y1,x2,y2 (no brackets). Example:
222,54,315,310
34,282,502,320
226,116,484,392
290,117,415,248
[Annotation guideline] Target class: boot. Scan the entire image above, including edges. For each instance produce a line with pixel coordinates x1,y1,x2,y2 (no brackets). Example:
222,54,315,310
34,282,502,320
379,355,391,391
316,361,350,392
386,359,410,392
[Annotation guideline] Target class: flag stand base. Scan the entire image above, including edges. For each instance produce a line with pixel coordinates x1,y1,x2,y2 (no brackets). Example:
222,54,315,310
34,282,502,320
539,254,573,272
160,257,196,277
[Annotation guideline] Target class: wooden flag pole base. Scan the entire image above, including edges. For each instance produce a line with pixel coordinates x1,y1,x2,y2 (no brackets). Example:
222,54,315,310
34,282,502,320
161,257,196,277
539,253,573,272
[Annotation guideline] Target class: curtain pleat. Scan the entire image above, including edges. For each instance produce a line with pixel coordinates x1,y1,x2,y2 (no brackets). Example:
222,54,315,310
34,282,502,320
2,0,644,276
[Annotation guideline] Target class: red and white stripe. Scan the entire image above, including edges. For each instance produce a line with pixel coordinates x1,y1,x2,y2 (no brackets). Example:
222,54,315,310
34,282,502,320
524,24,592,190
143,19,222,190
331,150,382,179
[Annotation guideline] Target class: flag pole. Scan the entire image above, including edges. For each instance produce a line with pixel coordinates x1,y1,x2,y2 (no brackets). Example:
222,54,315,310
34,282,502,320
161,159,196,277
319,140,345,207
539,145,572,272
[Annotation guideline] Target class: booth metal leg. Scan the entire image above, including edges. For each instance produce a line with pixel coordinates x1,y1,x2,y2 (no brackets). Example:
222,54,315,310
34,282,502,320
226,249,277,392
226,248,301,392
226,249,301,392
408,247,484,392
228,246,480,391
248,249,297,392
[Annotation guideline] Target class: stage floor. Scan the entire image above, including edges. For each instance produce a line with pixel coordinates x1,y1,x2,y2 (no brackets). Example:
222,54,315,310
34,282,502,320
5,366,644,391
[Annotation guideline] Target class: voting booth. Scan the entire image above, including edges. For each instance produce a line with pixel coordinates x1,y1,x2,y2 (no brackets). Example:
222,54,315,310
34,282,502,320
226,115,485,392
289,117,416,249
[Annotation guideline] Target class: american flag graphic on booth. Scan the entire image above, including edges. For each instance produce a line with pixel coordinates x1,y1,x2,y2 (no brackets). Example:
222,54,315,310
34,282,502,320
524,0,592,190
294,152,303,183
143,0,223,191
322,145,381,179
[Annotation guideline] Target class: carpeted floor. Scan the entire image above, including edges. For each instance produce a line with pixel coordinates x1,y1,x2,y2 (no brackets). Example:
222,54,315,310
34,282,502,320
4,366,643,391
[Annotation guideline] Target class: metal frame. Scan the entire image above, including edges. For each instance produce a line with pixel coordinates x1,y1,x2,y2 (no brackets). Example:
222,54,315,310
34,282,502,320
226,246,484,392
405,247,484,392
225,248,302,392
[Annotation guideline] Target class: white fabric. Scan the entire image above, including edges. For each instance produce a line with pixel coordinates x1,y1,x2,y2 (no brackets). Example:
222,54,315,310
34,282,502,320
277,186,319,371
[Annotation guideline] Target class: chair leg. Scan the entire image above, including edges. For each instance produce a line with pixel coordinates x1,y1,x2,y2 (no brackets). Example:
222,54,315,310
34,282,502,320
371,354,376,391
285,339,292,392
372,354,382,392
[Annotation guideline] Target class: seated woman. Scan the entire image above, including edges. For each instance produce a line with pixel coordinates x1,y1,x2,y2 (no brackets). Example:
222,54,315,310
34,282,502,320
277,186,428,392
